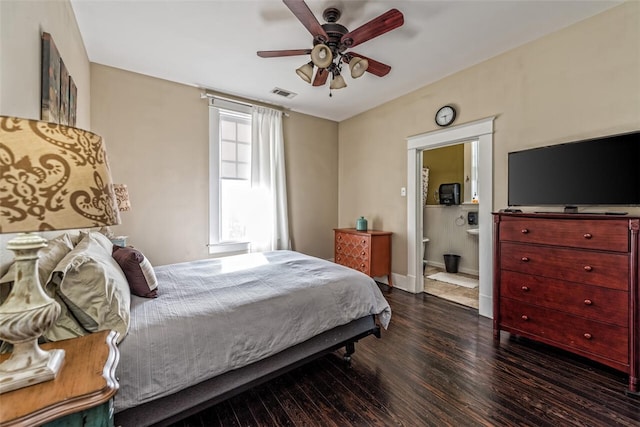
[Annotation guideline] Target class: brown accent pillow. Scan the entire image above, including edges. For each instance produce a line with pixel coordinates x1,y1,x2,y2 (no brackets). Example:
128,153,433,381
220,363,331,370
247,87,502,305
112,246,158,298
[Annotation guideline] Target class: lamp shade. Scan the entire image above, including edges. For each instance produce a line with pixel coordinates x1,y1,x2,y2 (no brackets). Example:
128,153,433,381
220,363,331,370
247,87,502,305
349,57,369,79
310,44,333,69
330,74,347,90
113,184,131,212
0,116,120,234
296,62,314,83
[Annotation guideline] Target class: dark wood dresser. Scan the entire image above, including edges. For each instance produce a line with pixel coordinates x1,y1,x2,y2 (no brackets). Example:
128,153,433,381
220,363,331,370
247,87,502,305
493,212,639,393
334,228,393,287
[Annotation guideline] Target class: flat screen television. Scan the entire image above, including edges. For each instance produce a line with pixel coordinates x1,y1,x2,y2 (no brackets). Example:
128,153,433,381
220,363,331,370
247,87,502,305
508,131,640,208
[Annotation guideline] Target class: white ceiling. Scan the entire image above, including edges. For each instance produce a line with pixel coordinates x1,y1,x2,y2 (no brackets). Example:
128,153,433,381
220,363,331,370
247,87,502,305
70,0,621,122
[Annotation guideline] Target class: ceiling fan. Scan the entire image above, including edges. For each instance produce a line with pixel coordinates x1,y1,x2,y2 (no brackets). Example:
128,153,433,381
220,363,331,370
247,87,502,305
257,0,404,91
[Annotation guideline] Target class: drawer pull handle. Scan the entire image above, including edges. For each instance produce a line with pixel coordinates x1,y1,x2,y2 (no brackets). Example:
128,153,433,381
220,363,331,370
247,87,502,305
584,299,593,305
521,315,529,321
583,265,593,272
521,286,529,292
583,233,593,239
361,251,366,256
521,257,529,262
583,333,592,340
521,229,529,234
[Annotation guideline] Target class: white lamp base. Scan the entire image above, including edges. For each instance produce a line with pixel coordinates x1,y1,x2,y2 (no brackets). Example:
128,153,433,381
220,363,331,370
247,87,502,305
0,233,65,394
0,345,65,394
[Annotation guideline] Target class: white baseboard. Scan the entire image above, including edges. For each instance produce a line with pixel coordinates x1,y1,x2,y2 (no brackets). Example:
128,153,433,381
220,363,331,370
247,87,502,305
426,261,479,277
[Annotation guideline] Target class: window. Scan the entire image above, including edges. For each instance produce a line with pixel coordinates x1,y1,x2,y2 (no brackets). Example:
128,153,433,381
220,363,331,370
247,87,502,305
220,113,251,181
209,98,289,255
470,139,479,201
462,139,479,202
209,100,256,254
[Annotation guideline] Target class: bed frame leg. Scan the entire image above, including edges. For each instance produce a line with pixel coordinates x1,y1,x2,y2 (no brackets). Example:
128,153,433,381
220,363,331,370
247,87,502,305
343,342,355,365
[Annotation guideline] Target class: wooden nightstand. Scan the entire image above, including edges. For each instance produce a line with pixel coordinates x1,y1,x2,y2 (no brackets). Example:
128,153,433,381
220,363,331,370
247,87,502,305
334,228,393,287
0,330,120,427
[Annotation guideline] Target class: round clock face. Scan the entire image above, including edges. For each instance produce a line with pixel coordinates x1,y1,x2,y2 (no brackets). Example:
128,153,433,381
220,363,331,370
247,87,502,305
435,105,456,127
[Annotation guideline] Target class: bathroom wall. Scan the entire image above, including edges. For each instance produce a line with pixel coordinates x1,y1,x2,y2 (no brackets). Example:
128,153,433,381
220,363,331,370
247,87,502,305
423,205,479,275
423,145,465,205
422,141,478,276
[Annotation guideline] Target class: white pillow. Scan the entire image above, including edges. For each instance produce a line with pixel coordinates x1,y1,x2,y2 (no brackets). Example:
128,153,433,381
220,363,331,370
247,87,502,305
0,233,75,288
42,282,89,343
51,232,130,343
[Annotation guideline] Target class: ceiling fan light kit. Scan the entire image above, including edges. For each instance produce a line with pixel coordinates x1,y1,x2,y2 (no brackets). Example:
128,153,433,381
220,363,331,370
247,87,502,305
349,57,369,79
258,0,404,94
310,44,333,68
330,73,347,90
296,61,314,83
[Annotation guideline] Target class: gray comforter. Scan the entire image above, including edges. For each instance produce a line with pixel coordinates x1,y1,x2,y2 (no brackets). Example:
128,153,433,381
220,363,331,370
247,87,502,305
115,250,391,412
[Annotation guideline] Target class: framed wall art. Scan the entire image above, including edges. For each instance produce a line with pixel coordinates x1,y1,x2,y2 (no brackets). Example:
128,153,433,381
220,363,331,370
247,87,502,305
41,32,61,123
59,59,69,125
69,76,77,127
41,32,78,126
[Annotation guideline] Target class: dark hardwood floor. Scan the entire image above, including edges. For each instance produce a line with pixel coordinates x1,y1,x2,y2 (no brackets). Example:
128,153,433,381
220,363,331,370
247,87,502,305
170,286,640,427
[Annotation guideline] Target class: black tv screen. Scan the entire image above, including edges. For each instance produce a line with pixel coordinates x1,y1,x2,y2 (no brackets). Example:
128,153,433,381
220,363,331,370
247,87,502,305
508,131,640,207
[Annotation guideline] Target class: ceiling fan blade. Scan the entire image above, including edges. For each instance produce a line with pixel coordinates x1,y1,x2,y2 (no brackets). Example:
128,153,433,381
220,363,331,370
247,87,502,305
312,68,328,86
283,0,328,41
341,9,404,49
257,49,312,58
348,52,391,77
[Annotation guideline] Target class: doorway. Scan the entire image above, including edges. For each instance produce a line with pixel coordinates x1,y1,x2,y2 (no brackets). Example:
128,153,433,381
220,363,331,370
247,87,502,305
422,140,480,309
406,117,494,318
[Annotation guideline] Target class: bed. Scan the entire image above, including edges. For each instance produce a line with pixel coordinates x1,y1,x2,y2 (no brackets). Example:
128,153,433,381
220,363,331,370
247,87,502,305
0,231,391,426
113,249,391,426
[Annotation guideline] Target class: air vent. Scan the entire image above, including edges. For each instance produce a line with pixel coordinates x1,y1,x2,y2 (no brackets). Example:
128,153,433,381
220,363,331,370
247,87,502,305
271,87,297,99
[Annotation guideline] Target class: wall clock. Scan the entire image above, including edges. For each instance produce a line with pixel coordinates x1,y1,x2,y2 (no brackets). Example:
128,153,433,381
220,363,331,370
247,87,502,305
435,105,456,127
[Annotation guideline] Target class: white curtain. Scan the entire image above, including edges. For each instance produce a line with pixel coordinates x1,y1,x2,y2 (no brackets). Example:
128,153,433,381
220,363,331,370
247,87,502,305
249,106,290,252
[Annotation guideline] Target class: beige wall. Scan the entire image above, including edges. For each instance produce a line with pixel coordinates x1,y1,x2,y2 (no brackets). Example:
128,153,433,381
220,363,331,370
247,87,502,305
90,64,209,266
0,0,91,272
338,1,640,277
91,64,339,266
284,111,339,259
0,0,90,126
423,145,464,205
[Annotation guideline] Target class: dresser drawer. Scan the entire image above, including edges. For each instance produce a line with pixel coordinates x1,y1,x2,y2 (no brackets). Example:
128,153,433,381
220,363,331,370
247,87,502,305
500,271,628,327
335,232,370,256
500,242,629,290
335,244,369,260
500,299,629,365
499,218,629,252
335,254,368,274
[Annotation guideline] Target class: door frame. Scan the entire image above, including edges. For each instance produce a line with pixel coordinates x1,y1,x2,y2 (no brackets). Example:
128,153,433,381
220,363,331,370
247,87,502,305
406,117,495,318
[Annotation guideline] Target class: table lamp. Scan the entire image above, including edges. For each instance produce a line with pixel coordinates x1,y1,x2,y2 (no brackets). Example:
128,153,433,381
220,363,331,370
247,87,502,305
113,184,131,212
0,116,120,393
100,183,131,240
